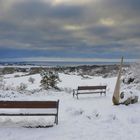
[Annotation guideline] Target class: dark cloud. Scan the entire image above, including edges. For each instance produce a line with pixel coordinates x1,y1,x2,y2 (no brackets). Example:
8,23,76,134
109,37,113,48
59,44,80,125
0,0,140,60
8,0,85,22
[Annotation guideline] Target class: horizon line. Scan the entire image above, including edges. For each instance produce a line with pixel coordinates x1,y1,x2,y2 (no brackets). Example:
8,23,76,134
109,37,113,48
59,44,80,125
0,57,140,63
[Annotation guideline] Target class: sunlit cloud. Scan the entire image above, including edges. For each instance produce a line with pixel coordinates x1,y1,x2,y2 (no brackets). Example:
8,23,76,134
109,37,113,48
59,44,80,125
49,0,93,6
63,25,85,31
100,18,115,26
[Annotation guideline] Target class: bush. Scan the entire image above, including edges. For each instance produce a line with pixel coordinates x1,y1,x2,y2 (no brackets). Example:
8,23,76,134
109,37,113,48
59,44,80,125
40,71,60,90
123,76,135,84
17,83,27,91
0,76,5,90
14,75,20,78
1,67,15,74
28,77,35,84
131,62,140,82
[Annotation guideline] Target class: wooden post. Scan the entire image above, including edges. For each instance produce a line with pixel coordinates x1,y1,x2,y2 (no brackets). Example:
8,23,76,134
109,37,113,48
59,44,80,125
112,57,123,105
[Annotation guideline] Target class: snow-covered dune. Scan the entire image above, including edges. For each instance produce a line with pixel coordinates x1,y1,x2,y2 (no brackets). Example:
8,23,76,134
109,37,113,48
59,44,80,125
0,72,139,140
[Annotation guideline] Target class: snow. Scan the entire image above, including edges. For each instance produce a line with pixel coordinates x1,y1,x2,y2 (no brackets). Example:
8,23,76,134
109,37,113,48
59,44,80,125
3,73,41,90
0,71,140,140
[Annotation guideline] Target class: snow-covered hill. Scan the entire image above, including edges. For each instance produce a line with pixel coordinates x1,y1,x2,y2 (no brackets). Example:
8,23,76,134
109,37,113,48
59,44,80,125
0,71,139,140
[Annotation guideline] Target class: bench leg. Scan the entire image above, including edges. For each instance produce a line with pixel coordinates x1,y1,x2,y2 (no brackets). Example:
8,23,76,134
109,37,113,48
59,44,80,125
76,93,79,99
73,89,75,98
55,115,58,125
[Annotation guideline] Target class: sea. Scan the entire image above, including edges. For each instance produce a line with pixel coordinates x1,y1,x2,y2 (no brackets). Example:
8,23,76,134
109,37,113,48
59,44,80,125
0,61,131,67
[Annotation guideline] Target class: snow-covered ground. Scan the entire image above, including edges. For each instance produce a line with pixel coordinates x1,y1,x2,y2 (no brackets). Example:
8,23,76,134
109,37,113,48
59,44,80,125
0,71,140,140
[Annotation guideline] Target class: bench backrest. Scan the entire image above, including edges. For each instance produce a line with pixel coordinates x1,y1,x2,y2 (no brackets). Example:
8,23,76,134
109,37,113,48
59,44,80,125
78,86,106,90
0,100,59,109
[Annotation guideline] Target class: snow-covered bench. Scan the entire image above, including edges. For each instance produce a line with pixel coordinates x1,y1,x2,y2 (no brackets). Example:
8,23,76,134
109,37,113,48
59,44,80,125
73,86,107,99
0,100,59,125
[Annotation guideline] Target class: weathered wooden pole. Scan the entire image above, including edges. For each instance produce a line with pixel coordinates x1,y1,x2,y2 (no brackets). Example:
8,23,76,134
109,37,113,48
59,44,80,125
112,57,123,105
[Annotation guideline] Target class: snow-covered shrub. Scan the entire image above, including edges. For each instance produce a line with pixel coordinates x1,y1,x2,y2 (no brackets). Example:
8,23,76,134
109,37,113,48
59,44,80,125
123,62,140,85
40,71,60,90
0,76,5,90
122,74,135,85
61,87,72,94
29,67,46,74
28,77,35,84
131,62,140,83
122,63,140,92
5,85,15,91
17,83,27,91
1,67,15,74
14,75,20,78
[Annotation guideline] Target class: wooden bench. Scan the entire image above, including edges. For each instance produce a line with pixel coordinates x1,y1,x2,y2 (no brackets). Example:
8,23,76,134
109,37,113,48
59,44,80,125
73,86,107,99
0,100,59,125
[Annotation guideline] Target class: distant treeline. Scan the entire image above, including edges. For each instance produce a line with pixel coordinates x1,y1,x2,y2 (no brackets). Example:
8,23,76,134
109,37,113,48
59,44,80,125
0,64,129,77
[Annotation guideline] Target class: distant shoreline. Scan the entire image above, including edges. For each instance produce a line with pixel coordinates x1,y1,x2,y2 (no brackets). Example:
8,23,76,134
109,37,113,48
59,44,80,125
0,61,132,67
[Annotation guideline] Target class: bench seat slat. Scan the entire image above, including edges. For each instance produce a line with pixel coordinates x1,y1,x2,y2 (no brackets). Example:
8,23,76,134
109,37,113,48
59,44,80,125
78,91,106,94
78,86,106,90
0,101,58,108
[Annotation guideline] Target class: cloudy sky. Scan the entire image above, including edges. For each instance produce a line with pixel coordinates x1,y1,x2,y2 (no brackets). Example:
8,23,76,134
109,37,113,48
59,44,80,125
0,0,140,62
